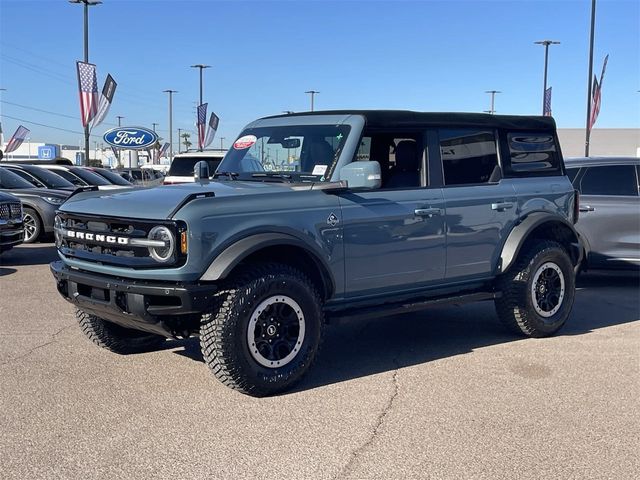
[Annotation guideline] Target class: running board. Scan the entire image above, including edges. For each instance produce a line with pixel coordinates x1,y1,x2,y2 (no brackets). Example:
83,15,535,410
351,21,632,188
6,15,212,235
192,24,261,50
327,291,500,323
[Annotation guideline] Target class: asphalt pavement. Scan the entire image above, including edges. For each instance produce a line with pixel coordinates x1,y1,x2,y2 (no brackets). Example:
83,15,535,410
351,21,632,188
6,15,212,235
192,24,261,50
1,243,638,479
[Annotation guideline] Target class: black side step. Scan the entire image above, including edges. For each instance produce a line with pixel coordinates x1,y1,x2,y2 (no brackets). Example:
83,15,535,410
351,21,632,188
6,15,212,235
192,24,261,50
327,291,500,323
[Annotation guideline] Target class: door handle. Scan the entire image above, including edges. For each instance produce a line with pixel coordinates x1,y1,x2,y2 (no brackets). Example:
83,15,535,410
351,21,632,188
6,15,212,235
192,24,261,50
414,207,442,218
491,202,514,211
579,205,595,212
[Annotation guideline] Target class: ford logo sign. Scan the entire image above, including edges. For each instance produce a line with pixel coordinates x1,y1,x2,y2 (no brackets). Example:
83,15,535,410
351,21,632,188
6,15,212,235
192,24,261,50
103,127,158,150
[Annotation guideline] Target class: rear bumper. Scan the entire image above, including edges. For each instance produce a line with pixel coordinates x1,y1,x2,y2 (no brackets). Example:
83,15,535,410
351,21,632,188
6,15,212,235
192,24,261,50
0,222,24,252
50,261,215,337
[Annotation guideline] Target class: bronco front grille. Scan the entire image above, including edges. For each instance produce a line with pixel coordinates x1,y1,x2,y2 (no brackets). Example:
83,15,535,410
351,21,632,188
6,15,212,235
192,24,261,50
0,202,22,221
57,213,186,268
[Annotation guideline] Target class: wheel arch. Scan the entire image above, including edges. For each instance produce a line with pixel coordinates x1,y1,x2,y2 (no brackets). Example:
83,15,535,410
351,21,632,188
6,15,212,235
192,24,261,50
499,213,583,274
200,233,335,300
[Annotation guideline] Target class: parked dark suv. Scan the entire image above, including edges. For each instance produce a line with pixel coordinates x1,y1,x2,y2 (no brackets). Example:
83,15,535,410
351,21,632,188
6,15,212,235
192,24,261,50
0,191,24,253
51,111,581,396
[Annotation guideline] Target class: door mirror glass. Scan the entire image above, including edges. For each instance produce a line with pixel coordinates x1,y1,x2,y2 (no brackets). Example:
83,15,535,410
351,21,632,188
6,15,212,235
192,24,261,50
339,161,381,189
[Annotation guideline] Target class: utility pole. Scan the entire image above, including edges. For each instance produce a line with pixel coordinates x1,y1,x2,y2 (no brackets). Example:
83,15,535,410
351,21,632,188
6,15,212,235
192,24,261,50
484,90,501,114
305,91,319,111
190,64,211,107
535,40,560,115
163,90,177,159
177,128,182,153
220,137,225,150
116,115,124,127
69,0,101,166
585,0,597,156
152,122,158,132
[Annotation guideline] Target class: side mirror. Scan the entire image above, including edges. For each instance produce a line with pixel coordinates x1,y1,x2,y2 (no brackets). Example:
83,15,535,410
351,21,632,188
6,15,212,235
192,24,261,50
339,161,381,189
194,161,210,183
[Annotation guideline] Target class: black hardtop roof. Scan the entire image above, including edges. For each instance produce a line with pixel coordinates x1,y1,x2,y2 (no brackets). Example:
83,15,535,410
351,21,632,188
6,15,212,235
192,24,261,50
267,110,557,131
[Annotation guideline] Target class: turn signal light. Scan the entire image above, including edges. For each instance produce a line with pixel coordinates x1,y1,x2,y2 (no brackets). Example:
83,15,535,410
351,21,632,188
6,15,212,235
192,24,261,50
180,231,188,254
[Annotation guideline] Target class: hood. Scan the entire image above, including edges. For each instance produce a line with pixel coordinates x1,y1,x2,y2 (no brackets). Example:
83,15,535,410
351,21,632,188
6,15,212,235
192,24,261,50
59,180,307,220
2,187,70,199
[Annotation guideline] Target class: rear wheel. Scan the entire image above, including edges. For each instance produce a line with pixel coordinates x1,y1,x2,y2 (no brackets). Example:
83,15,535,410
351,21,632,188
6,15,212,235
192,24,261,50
77,309,166,354
495,240,575,337
22,207,42,243
200,263,323,397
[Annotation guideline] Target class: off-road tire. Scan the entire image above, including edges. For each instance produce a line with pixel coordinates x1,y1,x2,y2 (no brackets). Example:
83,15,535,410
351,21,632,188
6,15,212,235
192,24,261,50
200,263,324,397
77,309,166,354
22,207,42,243
495,240,575,337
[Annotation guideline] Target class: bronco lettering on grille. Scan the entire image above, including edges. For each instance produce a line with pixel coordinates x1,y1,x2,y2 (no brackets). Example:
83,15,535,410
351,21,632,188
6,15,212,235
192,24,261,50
65,230,129,245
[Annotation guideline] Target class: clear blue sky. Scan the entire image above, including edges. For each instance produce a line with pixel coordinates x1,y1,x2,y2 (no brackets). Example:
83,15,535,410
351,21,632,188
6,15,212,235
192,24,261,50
0,0,638,146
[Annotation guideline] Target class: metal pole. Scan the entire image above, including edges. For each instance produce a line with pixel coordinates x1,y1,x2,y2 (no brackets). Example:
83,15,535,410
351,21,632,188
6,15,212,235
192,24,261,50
177,128,182,153
484,90,501,114
163,90,177,159
585,0,596,156
152,122,158,132
305,90,319,111
83,1,90,165
543,44,549,113
116,115,123,127
220,137,225,150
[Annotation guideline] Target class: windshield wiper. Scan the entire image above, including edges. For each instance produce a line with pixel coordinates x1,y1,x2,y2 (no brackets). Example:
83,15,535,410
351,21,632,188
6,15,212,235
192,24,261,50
251,172,293,182
212,171,239,180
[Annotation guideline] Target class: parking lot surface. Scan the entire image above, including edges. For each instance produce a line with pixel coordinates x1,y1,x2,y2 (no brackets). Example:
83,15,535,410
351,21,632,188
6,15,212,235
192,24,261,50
1,243,638,479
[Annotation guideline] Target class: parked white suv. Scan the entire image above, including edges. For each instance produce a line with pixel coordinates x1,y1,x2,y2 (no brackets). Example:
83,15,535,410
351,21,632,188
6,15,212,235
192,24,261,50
164,150,226,185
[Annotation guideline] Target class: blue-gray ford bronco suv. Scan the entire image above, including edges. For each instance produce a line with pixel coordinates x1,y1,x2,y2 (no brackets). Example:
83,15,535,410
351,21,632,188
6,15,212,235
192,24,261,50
51,111,582,396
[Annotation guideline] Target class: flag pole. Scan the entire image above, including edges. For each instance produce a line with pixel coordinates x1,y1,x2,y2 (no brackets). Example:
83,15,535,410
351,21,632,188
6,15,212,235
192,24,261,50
585,0,596,157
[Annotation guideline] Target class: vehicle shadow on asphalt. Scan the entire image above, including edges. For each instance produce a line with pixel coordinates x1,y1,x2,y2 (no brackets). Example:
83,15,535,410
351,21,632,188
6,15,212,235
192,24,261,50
0,243,58,268
169,271,639,394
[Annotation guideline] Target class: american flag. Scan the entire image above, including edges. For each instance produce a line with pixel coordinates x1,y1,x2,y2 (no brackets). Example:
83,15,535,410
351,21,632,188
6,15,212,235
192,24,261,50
4,125,30,153
197,103,208,150
543,87,552,116
158,142,170,159
77,61,99,127
589,54,609,132
203,112,219,148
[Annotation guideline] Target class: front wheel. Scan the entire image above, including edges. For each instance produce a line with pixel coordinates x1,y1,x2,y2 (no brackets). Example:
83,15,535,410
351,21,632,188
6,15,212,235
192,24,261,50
495,240,575,337
200,263,323,397
22,207,42,243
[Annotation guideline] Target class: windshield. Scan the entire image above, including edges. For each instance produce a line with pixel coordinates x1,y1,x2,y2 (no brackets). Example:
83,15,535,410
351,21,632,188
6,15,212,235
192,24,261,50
218,124,351,181
24,166,75,188
168,156,223,176
0,168,38,189
70,167,111,186
93,168,132,186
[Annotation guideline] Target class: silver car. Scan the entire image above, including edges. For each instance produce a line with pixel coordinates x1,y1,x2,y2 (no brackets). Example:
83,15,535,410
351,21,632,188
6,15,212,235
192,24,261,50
565,156,640,270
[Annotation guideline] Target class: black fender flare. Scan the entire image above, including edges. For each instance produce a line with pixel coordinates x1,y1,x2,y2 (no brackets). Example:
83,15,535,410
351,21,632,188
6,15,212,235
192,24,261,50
498,212,583,274
199,232,335,294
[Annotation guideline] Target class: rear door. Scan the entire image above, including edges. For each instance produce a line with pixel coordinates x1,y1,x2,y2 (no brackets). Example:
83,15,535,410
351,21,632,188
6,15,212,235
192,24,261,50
576,164,640,268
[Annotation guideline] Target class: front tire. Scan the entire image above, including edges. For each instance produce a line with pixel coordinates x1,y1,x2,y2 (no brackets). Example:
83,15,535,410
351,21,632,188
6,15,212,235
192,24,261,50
495,240,575,337
22,207,42,243
200,263,323,397
77,309,166,354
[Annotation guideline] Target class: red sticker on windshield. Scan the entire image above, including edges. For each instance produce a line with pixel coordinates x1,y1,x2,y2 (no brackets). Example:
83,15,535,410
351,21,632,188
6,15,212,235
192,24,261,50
233,135,257,150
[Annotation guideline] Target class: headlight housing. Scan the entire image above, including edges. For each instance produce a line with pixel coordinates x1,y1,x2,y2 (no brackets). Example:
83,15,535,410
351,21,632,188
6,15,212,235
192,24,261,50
147,226,175,262
43,196,65,205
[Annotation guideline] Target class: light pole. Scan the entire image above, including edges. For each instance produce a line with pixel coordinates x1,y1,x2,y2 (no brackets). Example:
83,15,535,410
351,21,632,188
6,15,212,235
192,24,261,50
535,40,560,115
69,0,101,166
190,64,211,107
163,90,177,159
177,128,182,153
116,115,124,127
152,122,158,132
0,88,6,148
585,0,597,156
484,90,501,114
305,91,319,111
220,137,225,150
27,138,31,159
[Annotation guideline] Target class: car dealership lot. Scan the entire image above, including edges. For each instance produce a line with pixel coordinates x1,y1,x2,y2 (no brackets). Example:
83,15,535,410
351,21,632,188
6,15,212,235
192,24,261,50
1,243,638,480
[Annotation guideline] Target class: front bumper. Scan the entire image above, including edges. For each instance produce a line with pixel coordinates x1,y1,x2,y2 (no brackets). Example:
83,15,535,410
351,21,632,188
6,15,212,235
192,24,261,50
50,261,215,337
0,222,24,252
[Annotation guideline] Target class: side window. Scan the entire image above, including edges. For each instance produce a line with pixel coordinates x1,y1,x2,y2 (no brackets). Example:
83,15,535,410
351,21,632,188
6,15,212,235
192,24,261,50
439,129,499,186
54,169,84,186
359,132,425,189
10,169,42,187
565,167,580,184
506,132,561,175
579,165,639,196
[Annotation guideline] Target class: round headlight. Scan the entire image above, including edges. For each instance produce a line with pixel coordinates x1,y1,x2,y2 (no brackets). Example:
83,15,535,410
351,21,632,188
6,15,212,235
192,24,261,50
54,215,63,247
148,226,175,262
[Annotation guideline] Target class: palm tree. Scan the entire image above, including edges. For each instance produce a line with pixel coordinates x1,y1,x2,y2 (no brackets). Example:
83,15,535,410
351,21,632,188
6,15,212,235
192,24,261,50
181,132,192,151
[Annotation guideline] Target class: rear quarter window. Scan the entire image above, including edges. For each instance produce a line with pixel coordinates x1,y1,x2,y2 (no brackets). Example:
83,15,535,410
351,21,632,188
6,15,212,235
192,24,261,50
504,132,562,176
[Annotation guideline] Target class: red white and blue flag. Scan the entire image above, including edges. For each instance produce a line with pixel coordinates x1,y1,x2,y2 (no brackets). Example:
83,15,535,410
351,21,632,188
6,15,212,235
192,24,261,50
158,142,170,159
91,73,117,129
543,87,552,116
203,112,220,148
589,54,609,132
197,103,208,150
4,125,30,153
76,61,99,127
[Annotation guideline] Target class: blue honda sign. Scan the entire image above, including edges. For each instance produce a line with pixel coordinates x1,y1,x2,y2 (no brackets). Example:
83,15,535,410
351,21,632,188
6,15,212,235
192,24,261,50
103,126,158,150
38,144,59,159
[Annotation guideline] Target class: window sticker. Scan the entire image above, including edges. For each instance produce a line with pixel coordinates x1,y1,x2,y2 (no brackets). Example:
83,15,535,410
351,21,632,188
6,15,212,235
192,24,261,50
233,135,257,150
312,164,328,176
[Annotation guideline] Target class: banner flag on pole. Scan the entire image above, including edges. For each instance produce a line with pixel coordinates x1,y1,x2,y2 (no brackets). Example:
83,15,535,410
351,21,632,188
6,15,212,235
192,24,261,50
4,125,30,153
589,54,609,132
543,87,552,117
203,112,220,148
197,103,208,150
158,142,170,159
91,73,117,129
76,61,99,127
